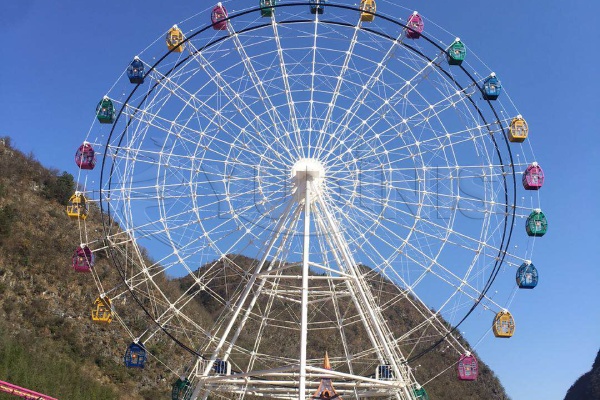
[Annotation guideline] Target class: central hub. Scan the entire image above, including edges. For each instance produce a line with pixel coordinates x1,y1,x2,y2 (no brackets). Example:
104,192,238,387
291,158,325,202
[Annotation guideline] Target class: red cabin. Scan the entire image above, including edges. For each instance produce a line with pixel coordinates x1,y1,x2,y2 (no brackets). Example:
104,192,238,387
457,353,478,381
72,246,93,272
212,3,228,30
522,162,544,190
406,12,424,39
75,142,96,170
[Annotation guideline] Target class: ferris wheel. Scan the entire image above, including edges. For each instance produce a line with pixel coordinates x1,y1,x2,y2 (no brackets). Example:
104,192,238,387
71,1,546,399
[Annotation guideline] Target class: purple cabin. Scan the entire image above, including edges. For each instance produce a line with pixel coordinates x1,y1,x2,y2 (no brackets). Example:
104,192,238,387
75,142,96,170
457,354,478,381
212,3,228,30
406,12,424,39
72,246,94,272
522,162,544,190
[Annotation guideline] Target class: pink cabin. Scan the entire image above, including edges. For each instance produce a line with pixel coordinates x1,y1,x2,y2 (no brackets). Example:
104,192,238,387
522,162,544,190
457,354,478,381
72,246,94,272
212,3,228,30
406,12,424,39
75,142,96,170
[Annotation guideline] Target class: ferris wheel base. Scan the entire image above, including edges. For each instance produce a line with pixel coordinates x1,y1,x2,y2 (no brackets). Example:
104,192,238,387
193,364,406,399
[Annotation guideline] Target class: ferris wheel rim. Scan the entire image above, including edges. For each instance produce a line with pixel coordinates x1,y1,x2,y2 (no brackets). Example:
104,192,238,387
82,2,532,393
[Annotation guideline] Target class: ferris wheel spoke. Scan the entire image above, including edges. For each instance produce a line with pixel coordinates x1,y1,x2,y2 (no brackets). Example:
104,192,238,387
326,84,479,170
330,189,495,309
125,77,284,170
225,21,302,162
315,17,363,153
317,28,411,159
270,18,304,156
180,46,296,167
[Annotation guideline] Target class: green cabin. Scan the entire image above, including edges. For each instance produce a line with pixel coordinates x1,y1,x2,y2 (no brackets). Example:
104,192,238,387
172,378,192,400
526,209,548,237
414,387,430,400
96,97,115,124
448,39,466,66
260,0,276,17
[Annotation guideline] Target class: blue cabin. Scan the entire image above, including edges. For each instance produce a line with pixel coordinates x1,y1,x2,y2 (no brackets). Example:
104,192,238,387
127,57,145,84
376,364,394,380
172,378,192,400
309,0,326,14
516,262,538,289
482,74,501,100
213,359,231,375
124,342,147,368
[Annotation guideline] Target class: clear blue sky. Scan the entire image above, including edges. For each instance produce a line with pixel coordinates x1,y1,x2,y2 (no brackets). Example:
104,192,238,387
0,1,598,399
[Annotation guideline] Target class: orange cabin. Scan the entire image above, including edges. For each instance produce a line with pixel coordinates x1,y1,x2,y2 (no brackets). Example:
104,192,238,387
493,310,515,338
66,192,88,220
166,25,185,52
508,115,529,143
91,297,113,324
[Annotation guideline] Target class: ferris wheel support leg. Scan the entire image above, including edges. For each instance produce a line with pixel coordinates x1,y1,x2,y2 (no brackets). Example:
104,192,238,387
189,200,296,400
299,181,312,400
315,194,415,400
222,206,303,363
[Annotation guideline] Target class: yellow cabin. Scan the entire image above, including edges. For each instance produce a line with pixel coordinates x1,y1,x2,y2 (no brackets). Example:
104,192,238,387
166,25,185,52
493,310,515,338
508,115,528,143
360,0,376,22
92,297,113,324
66,192,88,220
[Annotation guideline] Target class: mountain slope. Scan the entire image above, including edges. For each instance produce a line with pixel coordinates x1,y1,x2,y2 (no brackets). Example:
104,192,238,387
0,137,508,399
564,349,600,400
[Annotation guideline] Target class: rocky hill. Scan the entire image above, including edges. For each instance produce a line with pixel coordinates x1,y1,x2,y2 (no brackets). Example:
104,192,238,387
564,349,600,400
0,137,509,399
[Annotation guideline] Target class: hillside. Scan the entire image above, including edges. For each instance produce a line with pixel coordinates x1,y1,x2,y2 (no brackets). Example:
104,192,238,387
564,349,600,400
0,137,509,399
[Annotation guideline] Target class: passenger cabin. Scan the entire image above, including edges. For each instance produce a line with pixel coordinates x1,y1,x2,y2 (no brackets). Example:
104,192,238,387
509,115,529,142
309,0,326,14
72,246,93,272
406,12,424,39
213,359,231,375
360,0,376,22
482,74,501,100
260,0,276,17
522,162,544,190
212,3,228,30
91,297,113,323
457,354,478,381
66,192,88,220
493,310,515,338
413,387,430,400
124,342,147,368
171,378,192,400
75,142,96,170
127,57,145,84
96,97,115,124
516,262,538,289
526,209,548,237
447,39,466,65
376,364,394,380
166,25,185,52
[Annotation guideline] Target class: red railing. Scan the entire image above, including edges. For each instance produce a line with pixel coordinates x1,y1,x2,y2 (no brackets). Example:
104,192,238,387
0,379,58,400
